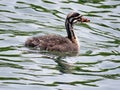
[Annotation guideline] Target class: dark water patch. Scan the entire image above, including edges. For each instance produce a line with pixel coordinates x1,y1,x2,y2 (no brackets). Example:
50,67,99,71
0,21,18,23
2,82,26,85
74,66,120,73
7,17,38,24
75,60,102,65
110,59,120,63
0,29,42,36
0,62,23,69
106,39,120,45
41,0,56,4
0,57,33,63
53,78,102,87
62,0,105,4
0,4,6,6
16,72,42,77
101,74,120,79
0,53,20,57
28,82,58,86
0,46,15,51
81,51,120,56
0,10,15,13
86,13,102,17
96,4,120,8
109,15,120,18
73,73,120,79
89,10,111,13
0,77,20,80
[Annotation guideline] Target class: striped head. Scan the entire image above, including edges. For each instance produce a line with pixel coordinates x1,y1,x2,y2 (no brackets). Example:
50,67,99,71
66,12,90,24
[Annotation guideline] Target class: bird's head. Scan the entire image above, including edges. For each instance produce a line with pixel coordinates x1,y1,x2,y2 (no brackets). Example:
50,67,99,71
66,12,90,24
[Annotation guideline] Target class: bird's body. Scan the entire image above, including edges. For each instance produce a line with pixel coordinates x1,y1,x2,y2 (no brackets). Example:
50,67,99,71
25,12,90,54
25,34,80,53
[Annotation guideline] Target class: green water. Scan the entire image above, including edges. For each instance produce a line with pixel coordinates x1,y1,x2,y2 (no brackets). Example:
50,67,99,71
0,0,120,90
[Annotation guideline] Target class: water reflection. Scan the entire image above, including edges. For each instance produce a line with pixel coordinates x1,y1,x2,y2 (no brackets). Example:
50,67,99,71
0,0,120,90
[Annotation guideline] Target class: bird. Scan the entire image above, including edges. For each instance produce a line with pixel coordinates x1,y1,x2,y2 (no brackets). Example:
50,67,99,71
25,12,90,54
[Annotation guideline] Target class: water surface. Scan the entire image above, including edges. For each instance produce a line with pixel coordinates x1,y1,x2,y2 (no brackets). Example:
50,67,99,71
0,0,120,90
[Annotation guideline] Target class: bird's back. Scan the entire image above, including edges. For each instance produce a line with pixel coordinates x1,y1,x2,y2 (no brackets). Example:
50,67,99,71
25,34,79,53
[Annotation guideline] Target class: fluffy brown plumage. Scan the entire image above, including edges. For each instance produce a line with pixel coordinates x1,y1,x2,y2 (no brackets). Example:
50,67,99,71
25,35,79,52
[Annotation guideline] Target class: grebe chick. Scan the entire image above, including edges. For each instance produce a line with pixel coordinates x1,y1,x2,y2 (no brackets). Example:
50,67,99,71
25,12,90,53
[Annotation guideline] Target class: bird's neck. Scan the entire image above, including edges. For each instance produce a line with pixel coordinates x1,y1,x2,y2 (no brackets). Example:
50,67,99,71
65,19,76,42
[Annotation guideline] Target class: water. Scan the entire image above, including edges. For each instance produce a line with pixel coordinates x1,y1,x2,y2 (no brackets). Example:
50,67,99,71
0,0,120,90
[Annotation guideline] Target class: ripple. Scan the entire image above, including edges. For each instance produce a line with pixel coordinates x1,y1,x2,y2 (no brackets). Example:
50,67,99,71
0,0,120,90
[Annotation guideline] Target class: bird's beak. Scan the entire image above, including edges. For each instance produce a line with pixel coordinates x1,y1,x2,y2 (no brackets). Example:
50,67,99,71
78,16,90,22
